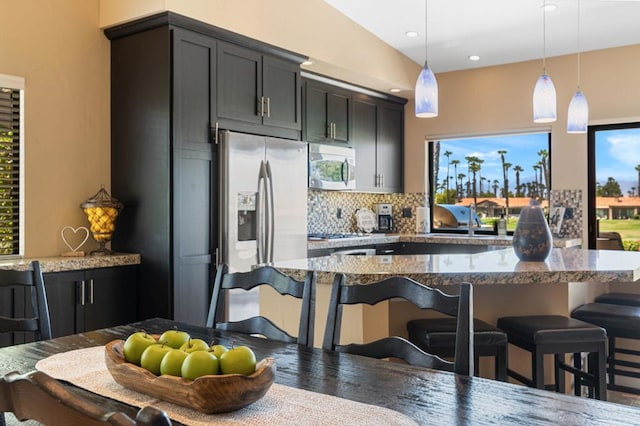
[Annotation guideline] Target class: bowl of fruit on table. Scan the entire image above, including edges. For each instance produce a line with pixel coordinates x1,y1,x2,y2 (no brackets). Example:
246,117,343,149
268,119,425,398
104,329,276,414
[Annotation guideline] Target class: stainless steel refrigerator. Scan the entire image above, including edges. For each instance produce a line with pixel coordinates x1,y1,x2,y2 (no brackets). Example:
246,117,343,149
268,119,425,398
219,130,308,320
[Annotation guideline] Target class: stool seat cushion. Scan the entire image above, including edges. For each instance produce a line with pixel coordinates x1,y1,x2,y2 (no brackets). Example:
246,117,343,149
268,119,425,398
572,303,640,340
595,293,640,307
497,315,606,345
407,318,507,349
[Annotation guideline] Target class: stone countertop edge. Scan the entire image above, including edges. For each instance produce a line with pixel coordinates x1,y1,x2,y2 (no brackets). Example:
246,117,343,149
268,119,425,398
307,234,582,250
0,253,141,273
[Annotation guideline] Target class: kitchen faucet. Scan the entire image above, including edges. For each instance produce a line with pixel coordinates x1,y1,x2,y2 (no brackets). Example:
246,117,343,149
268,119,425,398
468,204,475,237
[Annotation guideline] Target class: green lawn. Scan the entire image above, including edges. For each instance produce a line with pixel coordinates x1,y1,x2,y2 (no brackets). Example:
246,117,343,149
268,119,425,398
598,219,640,241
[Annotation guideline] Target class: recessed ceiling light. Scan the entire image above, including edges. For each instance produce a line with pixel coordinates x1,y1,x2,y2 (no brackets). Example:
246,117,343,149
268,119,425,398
469,55,480,61
301,60,314,66
405,31,418,38
542,3,557,12
389,88,401,93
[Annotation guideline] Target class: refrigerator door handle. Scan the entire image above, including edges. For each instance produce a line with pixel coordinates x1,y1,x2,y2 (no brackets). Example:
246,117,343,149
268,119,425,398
257,160,268,263
265,160,275,263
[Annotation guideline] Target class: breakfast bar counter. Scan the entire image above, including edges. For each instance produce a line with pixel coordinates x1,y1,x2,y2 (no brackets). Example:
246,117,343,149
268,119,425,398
264,248,640,381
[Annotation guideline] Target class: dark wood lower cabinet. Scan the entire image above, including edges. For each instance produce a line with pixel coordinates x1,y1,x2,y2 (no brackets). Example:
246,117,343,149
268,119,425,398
44,266,138,338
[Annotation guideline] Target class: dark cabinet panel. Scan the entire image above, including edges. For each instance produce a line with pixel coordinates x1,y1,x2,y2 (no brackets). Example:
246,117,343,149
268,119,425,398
304,79,351,144
109,25,215,324
377,103,404,193
217,43,261,125
353,96,378,190
262,55,301,131
44,266,138,338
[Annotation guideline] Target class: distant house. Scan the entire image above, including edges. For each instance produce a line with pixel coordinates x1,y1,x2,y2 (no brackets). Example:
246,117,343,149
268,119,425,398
454,197,548,217
596,197,640,219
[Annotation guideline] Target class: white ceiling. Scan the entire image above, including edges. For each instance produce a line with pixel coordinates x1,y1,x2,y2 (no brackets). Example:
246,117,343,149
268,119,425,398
323,0,640,73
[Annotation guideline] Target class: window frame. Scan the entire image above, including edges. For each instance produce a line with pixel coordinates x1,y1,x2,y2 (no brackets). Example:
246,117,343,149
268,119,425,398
587,121,640,249
427,131,552,236
0,73,25,257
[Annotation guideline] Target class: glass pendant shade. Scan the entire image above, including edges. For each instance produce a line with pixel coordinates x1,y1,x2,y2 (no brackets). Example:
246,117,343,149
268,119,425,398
532,73,557,123
415,61,438,118
567,90,589,133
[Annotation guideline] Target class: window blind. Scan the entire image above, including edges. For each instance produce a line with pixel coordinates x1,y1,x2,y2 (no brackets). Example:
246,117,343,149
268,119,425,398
0,86,20,255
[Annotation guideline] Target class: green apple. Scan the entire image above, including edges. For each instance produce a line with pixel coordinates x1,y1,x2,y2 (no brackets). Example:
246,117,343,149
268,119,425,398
219,345,257,375
210,344,228,359
140,343,172,375
179,338,209,353
181,351,219,380
158,329,191,349
160,348,189,377
123,331,157,365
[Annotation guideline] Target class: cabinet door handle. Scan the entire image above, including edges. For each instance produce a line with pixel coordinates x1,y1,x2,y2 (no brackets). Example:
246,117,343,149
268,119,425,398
88,279,94,304
381,174,384,187
80,280,85,306
266,97,271,118
259,96,265,117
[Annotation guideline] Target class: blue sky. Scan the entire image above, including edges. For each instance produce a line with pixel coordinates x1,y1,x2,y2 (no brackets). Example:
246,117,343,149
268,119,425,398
435,133,549,191
596,128,640,195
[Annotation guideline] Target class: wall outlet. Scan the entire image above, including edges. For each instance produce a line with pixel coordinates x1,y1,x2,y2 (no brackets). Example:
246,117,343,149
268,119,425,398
336,208,342,219
402,207,412,218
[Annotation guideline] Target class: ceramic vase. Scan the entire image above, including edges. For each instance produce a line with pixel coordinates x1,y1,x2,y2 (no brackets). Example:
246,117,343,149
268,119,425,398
512,200,553,261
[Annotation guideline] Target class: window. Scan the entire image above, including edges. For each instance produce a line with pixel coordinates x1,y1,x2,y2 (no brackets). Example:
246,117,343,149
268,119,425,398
428,132,551,235
587,122,640,250
0,74,24,256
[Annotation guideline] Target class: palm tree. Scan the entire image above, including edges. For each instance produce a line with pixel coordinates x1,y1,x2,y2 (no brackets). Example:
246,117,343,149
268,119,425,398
498,150,510,216
492,179,500,197
635,164,640,196
469,161,481,205
532,164,541,197
451,160,460,199
443,150,453,203
537,149,549,199
480,176,487,195
457,173,466,199
513,165,524,197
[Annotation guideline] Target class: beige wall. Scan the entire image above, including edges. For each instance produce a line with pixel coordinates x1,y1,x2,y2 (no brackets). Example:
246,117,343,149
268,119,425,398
0,0,110,256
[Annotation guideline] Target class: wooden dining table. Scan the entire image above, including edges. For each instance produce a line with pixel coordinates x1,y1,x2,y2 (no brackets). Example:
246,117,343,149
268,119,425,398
1,317,639,425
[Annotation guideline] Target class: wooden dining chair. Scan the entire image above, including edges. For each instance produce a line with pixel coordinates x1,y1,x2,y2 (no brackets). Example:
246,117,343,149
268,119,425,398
206,264,316,347
0,370,171,425
0,260,52,346
323,274,474,376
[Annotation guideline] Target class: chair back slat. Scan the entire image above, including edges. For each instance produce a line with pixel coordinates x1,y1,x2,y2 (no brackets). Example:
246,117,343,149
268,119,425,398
207,264,316,347
0,261,52,343
323,273,473,376
0,370,172,425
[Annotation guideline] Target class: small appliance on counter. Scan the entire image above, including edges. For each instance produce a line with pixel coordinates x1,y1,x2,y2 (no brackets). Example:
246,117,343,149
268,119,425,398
374,203,393,232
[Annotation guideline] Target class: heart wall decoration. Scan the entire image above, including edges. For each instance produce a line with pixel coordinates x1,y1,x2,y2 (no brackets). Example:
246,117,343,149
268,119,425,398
61,226,89,256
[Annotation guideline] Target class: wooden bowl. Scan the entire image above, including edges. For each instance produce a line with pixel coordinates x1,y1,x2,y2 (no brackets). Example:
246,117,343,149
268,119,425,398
104,339,276,414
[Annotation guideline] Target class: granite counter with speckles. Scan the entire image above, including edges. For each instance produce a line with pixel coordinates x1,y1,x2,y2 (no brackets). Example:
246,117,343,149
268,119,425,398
272,248,640,286
307,233,581,251
0,253,140,272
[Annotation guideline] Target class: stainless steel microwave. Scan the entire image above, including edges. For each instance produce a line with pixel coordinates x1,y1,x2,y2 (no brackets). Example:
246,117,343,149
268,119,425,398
308,143,356,190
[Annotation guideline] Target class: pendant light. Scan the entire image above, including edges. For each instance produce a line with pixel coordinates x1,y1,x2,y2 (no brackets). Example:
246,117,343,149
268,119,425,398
567,0,589,133
415,0,438,118
533,0,557,123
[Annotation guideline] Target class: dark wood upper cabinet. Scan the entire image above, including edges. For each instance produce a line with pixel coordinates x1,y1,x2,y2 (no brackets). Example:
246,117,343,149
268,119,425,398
352,93,405,193
304,79,351,144
217,42,302,138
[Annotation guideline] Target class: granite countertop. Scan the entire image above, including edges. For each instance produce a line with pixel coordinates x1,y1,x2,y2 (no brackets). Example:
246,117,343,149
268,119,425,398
272,248,640,286
0,253,141,273
307,233,582,250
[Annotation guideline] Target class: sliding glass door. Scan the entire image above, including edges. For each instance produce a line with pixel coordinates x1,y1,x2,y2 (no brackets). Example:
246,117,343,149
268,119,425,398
587,122,640,249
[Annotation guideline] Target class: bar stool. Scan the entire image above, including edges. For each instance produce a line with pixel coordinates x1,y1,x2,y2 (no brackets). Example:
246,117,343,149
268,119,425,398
595,292,640,307
497,315,607,400
407,317,508,381
572,302,640,395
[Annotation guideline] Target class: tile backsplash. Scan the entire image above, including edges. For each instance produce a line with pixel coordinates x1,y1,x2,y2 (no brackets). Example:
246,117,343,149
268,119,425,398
307,189,427,234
